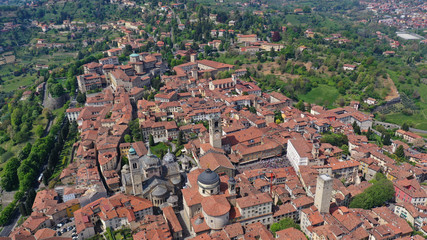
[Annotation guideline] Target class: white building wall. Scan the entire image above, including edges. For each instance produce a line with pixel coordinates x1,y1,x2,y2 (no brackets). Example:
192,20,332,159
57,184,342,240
202,209,229,230
287,140,308,171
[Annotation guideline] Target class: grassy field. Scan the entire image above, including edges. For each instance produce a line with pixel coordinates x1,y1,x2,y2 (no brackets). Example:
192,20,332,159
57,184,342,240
383,84,427,130
285,15,302,25
214,54,252,65
298,84,340,108
0,64,38,92
384,112,427,130
150,142,171,158
1,74,37,92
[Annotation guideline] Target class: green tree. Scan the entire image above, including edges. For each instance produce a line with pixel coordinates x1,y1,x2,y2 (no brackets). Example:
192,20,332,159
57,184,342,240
349,173,394,209
382,133,391,146
401,123,409,131
395,145,405,159
124,134,132,143
320,133,348,146
303,6,311,13
11,108,23,129
129,119,142,141
18,202,27,216
76,92,86,104
365,127,373,140
270,218,300,236
51,84,65,97
0,157,20,191
295,100,305,111
352,121,361,135
35,125,44,138
149,134,155,147
18,143,32,161
177,131,184,147
274,110,284,123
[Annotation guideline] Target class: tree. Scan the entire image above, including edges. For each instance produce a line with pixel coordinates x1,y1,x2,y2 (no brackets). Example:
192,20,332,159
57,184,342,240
177,131,184,147
395,145,405,159
270,218,300,236
51,84,65,97
149,134,155,147
349,173,394,209
11,108,23,130
271,31,281,42
35,125,44,138
352,121,361,135
124,134,132,143
274,110,283,123
295,100,305,111
76,92,86,104
341,144,349,156
365,127,373,140
382,133,391,146
320,133,348,147
18,143,32,161
129,119,142,141
401,123,409,131
18,202,28,216
303,6,311,13
0,157,20,191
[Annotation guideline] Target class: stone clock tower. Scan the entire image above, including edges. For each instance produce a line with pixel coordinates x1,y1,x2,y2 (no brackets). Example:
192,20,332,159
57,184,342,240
209,117,222,149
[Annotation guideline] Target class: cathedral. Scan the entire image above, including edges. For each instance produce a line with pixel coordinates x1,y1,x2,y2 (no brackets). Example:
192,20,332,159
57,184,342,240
121,147,184,208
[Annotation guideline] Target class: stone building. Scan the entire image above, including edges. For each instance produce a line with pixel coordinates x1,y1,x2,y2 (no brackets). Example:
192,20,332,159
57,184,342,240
121,147,182,208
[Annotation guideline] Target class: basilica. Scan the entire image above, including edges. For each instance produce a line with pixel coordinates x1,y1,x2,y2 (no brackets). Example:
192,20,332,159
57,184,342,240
121,147,187,209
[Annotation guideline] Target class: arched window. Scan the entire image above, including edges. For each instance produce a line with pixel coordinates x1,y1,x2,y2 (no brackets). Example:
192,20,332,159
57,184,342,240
133,163,137,169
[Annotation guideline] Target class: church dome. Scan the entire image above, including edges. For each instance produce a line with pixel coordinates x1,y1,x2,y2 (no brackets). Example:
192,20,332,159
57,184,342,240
130,53,139,57
163,149,175,163
152,185,168,197
129,147,136,155
141,148,160,168
198,168,220,186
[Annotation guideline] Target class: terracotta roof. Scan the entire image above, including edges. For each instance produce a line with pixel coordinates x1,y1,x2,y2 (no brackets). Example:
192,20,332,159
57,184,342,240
34,228,56,240
162,206,182,233
201,195,230,217
273,203,297,217
223,223,243,238
197,59,234,70
236,192,272,209
199,152,235,171
292,195,314,208
302,206,324,226
276,227,306,240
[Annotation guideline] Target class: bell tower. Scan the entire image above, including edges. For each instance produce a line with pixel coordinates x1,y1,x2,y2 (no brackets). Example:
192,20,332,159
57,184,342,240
209,117,222,149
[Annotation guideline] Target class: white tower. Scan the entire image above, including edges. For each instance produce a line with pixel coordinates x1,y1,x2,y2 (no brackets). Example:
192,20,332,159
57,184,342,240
314,174,333,214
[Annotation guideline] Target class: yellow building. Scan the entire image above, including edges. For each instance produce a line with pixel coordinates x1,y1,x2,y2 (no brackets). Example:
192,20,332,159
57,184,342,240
66,199,81,217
